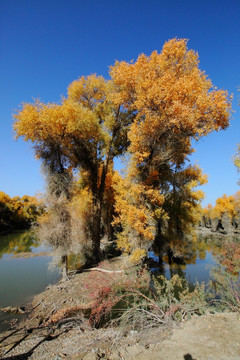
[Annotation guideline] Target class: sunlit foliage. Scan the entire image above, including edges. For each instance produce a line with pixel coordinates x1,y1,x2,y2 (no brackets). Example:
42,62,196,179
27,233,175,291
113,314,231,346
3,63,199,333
0,191,44,231
13,39,232,265
14,75,133,262
212,194,236,220
111,39,231,262
110,38,231,166
203,191,240,221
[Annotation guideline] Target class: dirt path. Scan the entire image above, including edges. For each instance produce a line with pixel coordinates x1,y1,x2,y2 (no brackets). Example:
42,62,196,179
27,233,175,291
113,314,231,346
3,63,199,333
105,312,240,360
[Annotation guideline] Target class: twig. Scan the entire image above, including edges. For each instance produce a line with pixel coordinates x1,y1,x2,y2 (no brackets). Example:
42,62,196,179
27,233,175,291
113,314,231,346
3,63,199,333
51,302,57,315
126,289,165,315
32,299,43,310
138,308,167,324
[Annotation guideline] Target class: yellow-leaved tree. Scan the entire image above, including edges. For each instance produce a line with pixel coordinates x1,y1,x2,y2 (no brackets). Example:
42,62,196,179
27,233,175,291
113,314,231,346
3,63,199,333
14,38,232,268
110,38,231,263
14,75,133,266
0,191,44,231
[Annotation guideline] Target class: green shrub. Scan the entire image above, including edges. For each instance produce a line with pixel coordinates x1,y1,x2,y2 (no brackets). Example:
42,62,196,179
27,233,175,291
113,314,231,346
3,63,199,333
209,264,240,312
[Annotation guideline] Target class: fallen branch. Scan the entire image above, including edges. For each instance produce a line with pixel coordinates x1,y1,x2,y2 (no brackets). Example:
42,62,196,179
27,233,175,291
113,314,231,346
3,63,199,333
85,267,124,274
209,299,240,312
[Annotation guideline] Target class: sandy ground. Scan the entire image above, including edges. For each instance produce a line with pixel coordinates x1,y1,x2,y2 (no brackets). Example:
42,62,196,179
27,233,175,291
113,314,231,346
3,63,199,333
107,312,240,360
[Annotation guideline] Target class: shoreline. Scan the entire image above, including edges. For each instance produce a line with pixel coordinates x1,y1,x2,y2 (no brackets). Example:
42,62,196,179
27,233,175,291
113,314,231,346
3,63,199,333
0,269,239,359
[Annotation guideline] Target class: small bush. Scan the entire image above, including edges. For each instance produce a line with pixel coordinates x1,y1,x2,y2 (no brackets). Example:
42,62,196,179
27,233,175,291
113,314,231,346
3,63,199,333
208,240,240,312
218,242,240,276
86,266,151,328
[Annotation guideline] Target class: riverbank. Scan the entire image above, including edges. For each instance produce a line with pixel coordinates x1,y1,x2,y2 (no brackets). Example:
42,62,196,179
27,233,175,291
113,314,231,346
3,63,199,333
1,311,239,359
0,256,239,359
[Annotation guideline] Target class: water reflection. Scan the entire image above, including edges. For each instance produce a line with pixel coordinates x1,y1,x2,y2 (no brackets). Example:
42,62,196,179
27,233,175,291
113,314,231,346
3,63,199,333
0,231,60,332
149,232,240,284
0,231,39,258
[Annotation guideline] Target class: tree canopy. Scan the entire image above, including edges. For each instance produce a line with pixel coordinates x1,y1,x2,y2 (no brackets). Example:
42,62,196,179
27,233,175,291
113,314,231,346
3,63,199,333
0,191,44,231
13,38,232,267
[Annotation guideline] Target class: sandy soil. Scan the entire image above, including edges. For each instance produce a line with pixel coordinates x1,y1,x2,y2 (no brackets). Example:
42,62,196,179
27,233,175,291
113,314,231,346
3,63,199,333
109,312,240,360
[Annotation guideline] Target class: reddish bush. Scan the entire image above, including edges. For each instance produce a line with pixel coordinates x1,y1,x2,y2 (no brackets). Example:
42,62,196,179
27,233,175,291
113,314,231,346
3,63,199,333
218,243,240,275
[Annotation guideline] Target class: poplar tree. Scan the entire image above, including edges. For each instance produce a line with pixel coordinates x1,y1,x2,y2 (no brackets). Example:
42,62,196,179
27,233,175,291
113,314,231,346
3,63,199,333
14,39,232,264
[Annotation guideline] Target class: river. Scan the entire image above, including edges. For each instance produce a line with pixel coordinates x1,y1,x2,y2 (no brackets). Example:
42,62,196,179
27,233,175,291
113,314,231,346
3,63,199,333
0,230,61,332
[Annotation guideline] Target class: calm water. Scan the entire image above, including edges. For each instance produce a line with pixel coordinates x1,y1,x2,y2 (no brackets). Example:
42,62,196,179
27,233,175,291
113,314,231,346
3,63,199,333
148,235,231,285
0,231,61,332
149,250,216,284
0,231,237,332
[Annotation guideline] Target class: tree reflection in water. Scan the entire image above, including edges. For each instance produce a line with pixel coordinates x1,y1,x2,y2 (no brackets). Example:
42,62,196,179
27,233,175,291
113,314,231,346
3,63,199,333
0,231,39,258
149,231,240,285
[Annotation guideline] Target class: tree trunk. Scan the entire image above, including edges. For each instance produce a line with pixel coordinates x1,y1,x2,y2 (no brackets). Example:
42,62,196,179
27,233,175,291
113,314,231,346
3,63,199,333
90,160,110,263
61,255,68,279
91,200,102,262
153,220,165,257
167,248,173,266
88,134,116,263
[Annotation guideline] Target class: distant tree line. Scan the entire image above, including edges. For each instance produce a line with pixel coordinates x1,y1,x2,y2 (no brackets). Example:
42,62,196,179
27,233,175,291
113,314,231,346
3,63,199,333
201,191,240,234
0,191,45,232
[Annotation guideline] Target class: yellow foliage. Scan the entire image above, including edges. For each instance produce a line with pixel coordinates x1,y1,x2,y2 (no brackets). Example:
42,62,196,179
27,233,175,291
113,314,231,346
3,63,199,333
203,191,240,222
212,194,236,220
111,38,231,168
202,203,213,218
113,172,164,244
0,191,44,229
130,249,146,264
0,191,11,204
70,187,92,219
115,233,132,254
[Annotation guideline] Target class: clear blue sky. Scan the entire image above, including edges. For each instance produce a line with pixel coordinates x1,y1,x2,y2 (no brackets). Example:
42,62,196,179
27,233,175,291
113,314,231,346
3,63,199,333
0,0,239,206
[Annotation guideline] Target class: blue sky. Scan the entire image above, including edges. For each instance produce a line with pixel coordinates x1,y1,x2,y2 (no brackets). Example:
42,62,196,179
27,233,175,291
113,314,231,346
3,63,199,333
0,0,239,206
